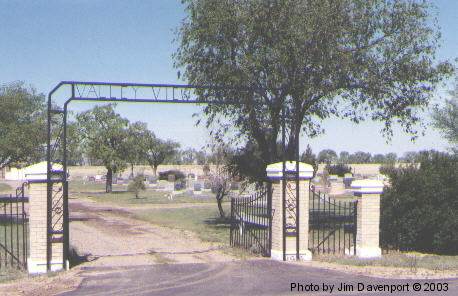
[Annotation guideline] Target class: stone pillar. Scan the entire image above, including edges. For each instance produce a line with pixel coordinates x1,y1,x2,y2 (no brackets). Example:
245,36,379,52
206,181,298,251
26,173,65,274
351,179,384,258
266,161,313,261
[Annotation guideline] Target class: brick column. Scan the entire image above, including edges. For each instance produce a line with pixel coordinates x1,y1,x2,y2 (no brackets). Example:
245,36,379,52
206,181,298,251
26,174,65,274
27,181,48,273
351,179,384,258
266,161,313,261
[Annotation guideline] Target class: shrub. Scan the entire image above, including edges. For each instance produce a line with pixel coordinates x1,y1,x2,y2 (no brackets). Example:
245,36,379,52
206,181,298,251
158,170,185,181
380,151,458,255
325,163,352,177
127,175,146,198
202,164,211,176
174,180,186,191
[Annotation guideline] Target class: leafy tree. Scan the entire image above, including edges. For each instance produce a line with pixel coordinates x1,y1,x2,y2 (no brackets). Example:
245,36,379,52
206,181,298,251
211,168,232,218
167,152,184,165
195,150,208,165
76,105,129,193
143,132,180,176
432,80,458,147
181,148,197,164
0,82,46,169
401,151,420,163
181,148,210,165
339,151,350,164
380,151,458,254
300,144,317,174
371,154,386,164
317,149,337,164
207,142,233,168
175,0,453,181
385,153,398,164
202,164,211,176
126,122,150,177
66,122,84,166
348,151,372,163
127,175,146,199
325,163,352,177
226,140,266,182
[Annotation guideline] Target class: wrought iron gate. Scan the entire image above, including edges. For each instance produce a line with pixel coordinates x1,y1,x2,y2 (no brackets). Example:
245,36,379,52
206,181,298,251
230,185,272,256
309,186,357,255
0,183,29,270
46,81,298,267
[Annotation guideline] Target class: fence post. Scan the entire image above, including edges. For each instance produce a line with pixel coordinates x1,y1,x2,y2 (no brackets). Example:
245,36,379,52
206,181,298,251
266,161,313,261
351,179,384,258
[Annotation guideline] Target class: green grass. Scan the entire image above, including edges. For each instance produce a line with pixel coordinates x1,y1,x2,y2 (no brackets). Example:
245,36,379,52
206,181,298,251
0,267,24,283
79,190,216,205
315,252,458,272
0,183,12,193
133,204,231,245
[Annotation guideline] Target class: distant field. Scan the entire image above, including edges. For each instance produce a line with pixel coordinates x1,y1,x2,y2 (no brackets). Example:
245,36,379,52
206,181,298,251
0,183,12,193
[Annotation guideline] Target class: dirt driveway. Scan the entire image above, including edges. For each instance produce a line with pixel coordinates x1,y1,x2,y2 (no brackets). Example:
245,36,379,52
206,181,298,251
0,198,233,295
69,198,233,267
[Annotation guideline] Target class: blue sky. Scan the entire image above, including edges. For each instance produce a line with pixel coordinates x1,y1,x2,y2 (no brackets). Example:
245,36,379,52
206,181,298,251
1,0,457,155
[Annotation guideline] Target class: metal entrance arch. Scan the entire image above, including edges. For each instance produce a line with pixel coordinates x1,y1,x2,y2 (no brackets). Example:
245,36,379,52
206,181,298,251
45,81,301,271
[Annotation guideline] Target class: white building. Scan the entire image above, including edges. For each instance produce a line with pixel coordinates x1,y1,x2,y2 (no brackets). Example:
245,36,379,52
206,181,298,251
3,161,63,181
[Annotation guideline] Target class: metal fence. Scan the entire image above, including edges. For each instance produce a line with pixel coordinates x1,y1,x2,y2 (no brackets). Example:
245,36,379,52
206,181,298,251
309,186,357,255
230,185,272,256
0,183,29,270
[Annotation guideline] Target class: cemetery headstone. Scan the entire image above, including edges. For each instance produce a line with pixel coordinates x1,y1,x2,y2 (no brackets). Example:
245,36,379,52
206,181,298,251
168,174,176,182
343,173,354,189
194,182,202,191
329,174,338,181
203,180,212,191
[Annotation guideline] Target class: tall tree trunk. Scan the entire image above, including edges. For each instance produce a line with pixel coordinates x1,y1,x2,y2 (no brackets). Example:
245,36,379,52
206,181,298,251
106,168,113,193
153,165,158,177
130,163,134,178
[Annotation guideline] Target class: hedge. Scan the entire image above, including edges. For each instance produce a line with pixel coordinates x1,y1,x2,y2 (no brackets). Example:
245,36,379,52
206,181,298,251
380,151,458,255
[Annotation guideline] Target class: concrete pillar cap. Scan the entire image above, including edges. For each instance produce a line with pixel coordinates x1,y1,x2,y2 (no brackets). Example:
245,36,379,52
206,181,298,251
351,179,384,194
266,161,314,180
